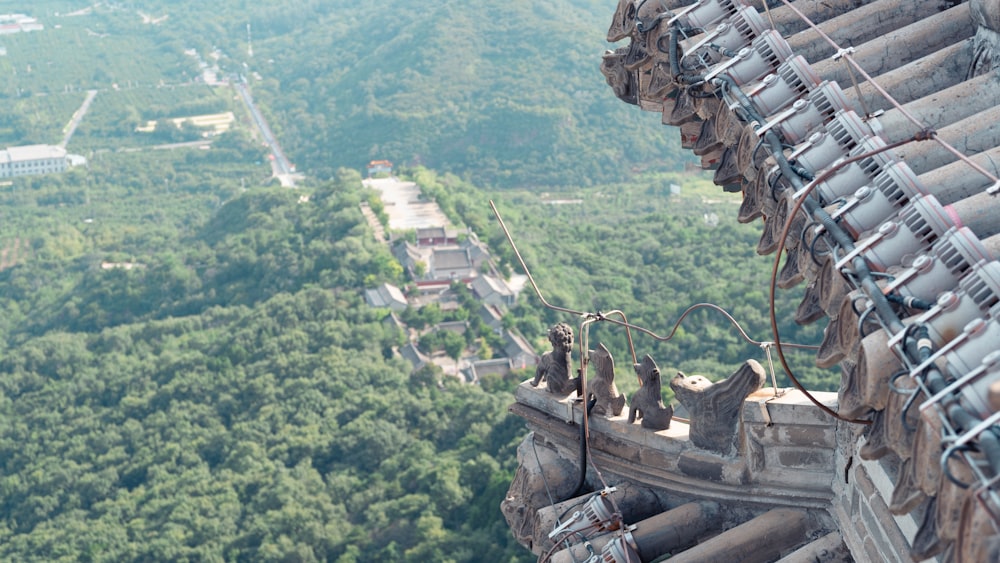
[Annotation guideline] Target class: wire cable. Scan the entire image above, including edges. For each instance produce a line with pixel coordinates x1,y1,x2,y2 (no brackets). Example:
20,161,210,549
776,0,1000,195
761,128,922,424
492,200,820,563
489,200,819,353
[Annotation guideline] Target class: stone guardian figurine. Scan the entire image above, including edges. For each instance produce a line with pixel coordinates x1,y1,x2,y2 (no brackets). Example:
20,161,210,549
628,354,674,430
586,343,627,417
531,322,580,396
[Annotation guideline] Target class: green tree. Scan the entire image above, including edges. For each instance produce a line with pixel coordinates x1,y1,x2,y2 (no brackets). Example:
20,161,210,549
442,330,465,363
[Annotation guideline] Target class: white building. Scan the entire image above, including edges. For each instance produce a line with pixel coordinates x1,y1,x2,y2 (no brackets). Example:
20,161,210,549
0,14,43,34
0,145,77,178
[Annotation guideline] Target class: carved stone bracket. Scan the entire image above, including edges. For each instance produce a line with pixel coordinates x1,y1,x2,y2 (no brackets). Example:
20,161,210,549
671,360,766,456
501,432,580,552
970,0,1000,77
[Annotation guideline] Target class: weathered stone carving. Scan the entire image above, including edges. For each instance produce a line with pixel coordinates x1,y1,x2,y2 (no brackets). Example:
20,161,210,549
586,343,626,417
629,354,674,430
885,378,927,515
795,281,826,326
606,0,636,43
623,33,652,71
937,457,974,543
957,490,1000,562
531,322,580,396
912,497,947,561
889,458,927,516
914,410,945,497
778,247,805,289
601,47,638,106
970,0,1000,77
647,61,676,99
502,432,581,552
887,376,921,459
859,407,890,462
671,360,766,456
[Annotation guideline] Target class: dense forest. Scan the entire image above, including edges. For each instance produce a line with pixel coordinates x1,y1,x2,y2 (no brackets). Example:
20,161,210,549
0,1,838,561
0,287,526,561
0,167,530,561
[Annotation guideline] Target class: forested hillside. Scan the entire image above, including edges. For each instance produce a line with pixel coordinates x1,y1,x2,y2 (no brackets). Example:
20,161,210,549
90,0,683,188
0,166,529,561
266,0,685,187
0,287,525,560
3,1,679,188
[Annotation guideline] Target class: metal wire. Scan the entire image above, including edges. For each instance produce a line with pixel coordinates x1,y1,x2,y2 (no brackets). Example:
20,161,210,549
757,0,775,29
531,432,559,521
489,200,819,352
762,128,919,425
491,199,822,563
777,0,1000,195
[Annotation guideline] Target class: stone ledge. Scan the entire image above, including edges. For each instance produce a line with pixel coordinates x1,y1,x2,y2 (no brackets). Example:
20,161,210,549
515,380,691,441
742,388,840,426
515,382,839,438
746,420,838,448
510,380,839,509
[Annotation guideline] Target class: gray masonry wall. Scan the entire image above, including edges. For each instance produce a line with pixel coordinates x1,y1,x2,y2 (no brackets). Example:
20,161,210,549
507,380,928,561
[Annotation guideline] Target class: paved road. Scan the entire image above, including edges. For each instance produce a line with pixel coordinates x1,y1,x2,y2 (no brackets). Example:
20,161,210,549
234,81,296,185
59,89,98,148
54,80,296,186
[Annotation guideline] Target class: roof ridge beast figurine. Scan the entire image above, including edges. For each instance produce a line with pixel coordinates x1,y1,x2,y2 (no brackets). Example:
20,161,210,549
531,322,580,396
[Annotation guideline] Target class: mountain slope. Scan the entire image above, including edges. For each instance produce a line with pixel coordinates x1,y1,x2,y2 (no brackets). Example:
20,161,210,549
243,0,679,187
